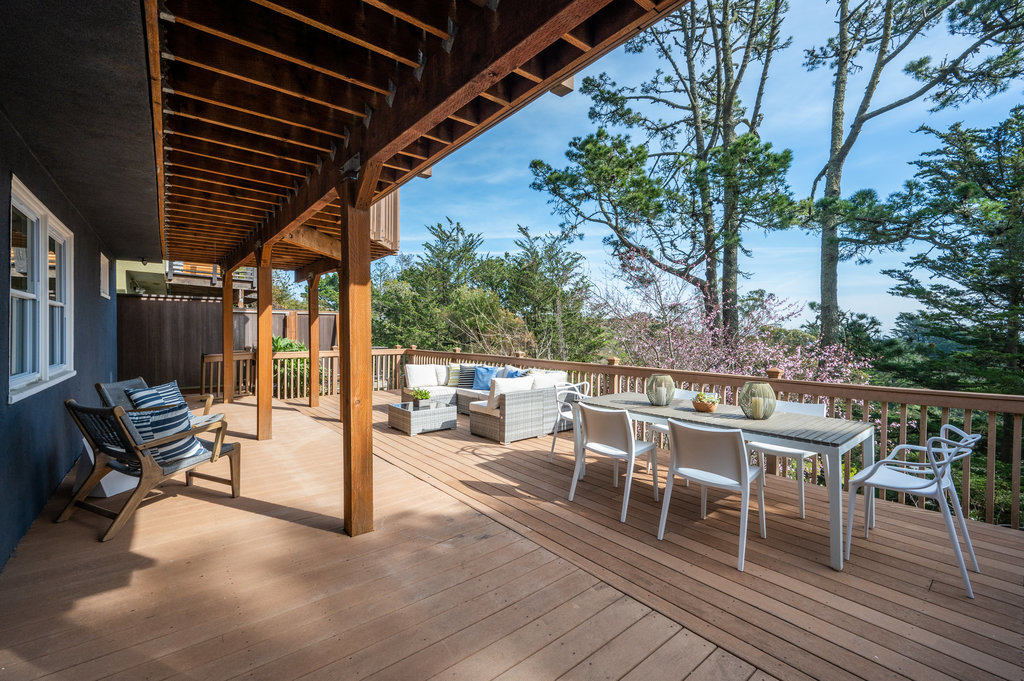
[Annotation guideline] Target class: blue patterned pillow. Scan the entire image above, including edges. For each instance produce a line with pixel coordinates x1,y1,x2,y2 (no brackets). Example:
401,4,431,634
473,365,499,390
506,368,525,378
126,404,207,466
125,380,187,410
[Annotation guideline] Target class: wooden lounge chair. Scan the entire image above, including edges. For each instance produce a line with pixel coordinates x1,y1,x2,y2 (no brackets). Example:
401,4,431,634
59,400,241,541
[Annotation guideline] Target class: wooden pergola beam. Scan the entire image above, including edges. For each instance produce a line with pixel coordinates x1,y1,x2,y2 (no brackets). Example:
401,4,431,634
282,225,342,260
293,257,339,283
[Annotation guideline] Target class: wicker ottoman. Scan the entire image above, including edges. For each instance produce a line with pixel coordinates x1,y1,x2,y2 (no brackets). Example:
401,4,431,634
388,402,457,436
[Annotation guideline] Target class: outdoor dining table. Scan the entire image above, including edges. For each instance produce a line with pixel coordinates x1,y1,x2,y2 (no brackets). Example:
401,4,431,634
581,392,876,571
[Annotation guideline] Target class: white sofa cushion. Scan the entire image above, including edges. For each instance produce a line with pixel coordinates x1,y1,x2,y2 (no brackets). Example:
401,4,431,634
531,370,568,389
434,365,449,385
468,400,499,417
405,364,439,388
456,387,489,400
417,386,457,397
488,376,535,409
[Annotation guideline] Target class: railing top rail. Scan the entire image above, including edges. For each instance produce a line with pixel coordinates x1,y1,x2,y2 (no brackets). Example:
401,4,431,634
408,349,1024,414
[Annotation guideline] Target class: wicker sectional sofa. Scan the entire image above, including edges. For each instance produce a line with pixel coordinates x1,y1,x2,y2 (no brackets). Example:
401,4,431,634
400,363,567,415
468,386,571,444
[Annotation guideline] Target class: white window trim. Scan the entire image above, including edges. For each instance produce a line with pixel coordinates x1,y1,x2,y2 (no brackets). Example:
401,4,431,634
9,175,76,403
100,253,110,299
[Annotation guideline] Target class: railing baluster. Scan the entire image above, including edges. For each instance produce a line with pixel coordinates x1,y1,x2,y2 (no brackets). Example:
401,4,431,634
986,411,997,524
898,404,908,504
1012,415,1021,529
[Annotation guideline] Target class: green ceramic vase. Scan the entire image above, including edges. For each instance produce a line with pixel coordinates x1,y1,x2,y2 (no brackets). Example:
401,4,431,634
738,381,776,419
645,374,675,406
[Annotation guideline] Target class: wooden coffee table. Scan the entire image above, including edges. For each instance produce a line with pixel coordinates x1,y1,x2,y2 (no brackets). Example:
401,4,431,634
387,402,457,436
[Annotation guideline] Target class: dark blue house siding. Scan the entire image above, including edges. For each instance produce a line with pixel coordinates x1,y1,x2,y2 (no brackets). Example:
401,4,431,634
0,110,117,569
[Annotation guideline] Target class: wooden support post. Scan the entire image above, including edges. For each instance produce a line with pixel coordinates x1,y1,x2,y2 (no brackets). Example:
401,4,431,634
256,247,273,440
222,271,235,403
339,180,373,536
308,273,321,408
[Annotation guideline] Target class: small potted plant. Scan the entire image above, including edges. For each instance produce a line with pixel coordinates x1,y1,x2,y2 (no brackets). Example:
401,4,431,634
410,388,432,408
692,392,719,413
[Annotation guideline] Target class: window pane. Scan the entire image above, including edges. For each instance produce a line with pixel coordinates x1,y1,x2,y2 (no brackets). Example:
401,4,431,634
48,236,63,302
49,303,65,367
11,206,33,293
10,296,38,376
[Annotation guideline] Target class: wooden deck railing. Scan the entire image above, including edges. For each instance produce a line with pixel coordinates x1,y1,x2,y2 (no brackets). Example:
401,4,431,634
198,346,1022,529
408,349,1023,530
200,348,407,400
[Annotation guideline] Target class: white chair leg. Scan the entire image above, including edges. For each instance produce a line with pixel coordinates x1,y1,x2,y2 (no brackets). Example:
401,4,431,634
936,491,974,598
862,484,871,539
757,475,766,538
549,426,559,462
650,450,659,502
620,459,634,523
737,488,749,571
568,450,585,501
946,483,980,572
700,486,708,519
797,457,806,519
845,482,860,560
613,459,619,488
657,474,675,540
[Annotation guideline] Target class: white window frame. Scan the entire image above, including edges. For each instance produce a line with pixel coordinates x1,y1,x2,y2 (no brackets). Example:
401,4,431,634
99,253,110,299
9,176,75,403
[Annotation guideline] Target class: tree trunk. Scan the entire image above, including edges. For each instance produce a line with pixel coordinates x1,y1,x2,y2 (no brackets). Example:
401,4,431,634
819,0,852,347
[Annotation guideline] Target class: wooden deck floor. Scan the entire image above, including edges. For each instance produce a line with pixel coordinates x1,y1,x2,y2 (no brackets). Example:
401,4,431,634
0,392,1020,680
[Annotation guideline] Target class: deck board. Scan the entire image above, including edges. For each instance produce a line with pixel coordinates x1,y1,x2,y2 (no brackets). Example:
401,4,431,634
0,391,1020,681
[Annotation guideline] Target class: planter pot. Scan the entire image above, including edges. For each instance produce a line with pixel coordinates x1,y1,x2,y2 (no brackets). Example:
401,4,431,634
412,398,432,409
738,381,776,419
692,401,717,413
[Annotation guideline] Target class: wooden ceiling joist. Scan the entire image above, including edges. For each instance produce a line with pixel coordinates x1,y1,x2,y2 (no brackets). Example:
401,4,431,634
252,0,426,68
165,96,337,153
150,0,686,272
163,0,393,95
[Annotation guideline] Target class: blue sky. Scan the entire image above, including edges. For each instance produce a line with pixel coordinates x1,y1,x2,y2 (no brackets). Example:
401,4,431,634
394,5,1023,332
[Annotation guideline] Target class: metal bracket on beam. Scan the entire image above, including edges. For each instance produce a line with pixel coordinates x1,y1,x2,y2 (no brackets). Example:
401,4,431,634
414,53,426,81
386,79,397,107
442,20,458,53
363,103,374,128
340,154,361,182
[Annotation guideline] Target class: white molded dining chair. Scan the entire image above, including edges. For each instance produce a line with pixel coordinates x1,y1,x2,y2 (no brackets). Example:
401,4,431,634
549,381,590,462
569,403,657,522
648,390,717,473
746,400,827,518
845,424,982,597
658,419,765,571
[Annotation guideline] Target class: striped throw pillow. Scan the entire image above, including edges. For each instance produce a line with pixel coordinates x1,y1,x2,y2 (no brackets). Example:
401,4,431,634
125,380,187,409
458,364,478,389
446,364,460,387
126,404,207,467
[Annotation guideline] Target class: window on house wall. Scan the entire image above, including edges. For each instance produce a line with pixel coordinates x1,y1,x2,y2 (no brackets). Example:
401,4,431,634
9,176,75,402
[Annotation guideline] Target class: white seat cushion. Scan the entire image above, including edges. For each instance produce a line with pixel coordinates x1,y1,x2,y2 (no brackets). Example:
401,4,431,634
414,386,456,397
488,376,535,408
405,364,440,388
456,388,489,400
469,400,500,417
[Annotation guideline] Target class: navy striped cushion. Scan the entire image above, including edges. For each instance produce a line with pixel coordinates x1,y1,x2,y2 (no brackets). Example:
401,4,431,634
126,404,207,468
458,364,478,389
125,380,187,409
